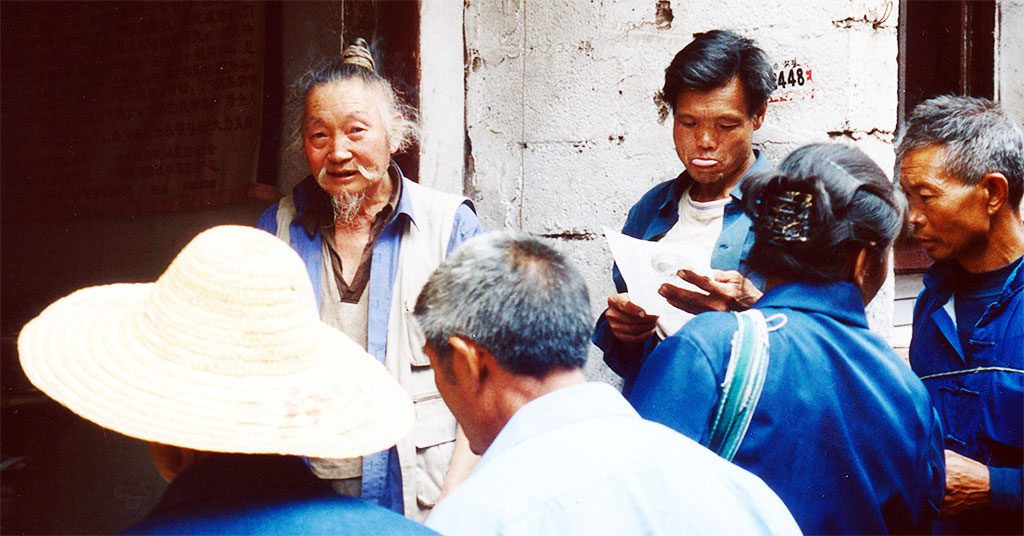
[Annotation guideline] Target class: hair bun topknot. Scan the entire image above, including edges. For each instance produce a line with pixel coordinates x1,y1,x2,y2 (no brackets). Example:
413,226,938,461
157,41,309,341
341,38,375,72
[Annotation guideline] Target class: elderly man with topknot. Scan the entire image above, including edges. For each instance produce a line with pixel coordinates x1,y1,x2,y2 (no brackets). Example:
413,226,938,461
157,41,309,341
258,39,484,520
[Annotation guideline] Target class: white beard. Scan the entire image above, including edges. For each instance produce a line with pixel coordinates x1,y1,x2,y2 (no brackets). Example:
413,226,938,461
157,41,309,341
330,190,367,226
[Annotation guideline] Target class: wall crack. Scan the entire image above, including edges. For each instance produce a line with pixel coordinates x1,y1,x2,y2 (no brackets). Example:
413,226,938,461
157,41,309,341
827,127,894,142
539,229,598,241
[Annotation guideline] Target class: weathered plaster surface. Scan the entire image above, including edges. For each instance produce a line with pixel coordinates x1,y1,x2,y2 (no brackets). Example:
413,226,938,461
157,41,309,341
419,0,466,194
464,0,900,383
1000,0,1024,123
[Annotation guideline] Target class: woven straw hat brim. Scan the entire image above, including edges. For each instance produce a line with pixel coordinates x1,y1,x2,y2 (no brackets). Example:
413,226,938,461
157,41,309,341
18,283,414,459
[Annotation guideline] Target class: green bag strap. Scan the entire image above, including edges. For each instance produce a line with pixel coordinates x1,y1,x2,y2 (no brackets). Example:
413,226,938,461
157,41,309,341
707,308,771,461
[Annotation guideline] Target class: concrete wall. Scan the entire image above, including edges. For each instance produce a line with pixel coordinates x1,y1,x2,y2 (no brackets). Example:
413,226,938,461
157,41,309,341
463,0,900,383
1000,0,1024,122
419,1,467,195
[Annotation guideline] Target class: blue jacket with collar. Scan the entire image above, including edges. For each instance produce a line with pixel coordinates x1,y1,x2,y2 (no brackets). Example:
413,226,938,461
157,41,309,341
593,152,770,395
630,280,946,534
911,259,1023,534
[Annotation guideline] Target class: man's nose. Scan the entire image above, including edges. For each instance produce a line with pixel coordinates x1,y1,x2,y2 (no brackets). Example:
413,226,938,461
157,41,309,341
327,138,353,161
696,127,716,150
907,204,925,230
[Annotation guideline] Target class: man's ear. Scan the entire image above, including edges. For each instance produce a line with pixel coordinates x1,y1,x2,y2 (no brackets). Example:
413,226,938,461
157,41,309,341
448,335,487,390
147,443,198,483
979,172,1010,215
388,113,403,155
751,103,767,130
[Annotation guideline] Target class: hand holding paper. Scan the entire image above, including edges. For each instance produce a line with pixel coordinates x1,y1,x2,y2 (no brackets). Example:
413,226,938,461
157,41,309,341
660,269,763,314
603,227,711,337
604,293,659,344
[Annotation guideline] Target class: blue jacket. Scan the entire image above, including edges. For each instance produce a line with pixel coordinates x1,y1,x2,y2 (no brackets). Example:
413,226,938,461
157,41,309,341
630,281,945,534
593,152,770,395
126,455,437,535
911,259,1023,534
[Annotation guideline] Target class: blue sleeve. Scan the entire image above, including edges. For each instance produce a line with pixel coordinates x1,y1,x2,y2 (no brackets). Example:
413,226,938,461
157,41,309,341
989,465,1023,514
592,313,657,396
257,204,278,234
628,331,722,444
593,202,654,393
445,202,485,256
920,407,946,531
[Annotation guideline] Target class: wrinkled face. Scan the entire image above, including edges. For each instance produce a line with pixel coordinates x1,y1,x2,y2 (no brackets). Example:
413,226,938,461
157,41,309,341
303,78,394,198
899,145,991,264
672,77,764,190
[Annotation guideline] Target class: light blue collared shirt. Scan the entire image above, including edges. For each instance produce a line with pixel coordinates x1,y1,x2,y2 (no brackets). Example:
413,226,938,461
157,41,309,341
426,382,800,535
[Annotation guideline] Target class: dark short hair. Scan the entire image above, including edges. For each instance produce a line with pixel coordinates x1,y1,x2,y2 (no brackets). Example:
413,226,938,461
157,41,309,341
896,95,1024,208
662,29,775,117
413,232,591,380
742,143,904,282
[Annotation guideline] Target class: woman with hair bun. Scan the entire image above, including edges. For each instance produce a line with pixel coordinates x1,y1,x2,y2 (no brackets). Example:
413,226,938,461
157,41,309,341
257,38,484,520
630,143,945,534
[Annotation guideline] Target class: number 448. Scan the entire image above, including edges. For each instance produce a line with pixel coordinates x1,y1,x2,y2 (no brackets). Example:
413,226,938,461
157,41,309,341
777,68,806,88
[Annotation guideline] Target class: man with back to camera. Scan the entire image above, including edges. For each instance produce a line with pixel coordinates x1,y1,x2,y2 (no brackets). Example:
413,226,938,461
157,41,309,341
413,231,800,535
593,30,776,395
897,95,1024,534
16,225,436,535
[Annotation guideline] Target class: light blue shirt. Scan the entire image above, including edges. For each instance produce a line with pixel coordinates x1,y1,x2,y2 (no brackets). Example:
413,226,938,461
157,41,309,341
426,382,800,536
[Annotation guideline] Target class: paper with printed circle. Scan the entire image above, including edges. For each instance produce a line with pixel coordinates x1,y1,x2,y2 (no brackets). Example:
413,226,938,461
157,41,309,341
602,227,711,338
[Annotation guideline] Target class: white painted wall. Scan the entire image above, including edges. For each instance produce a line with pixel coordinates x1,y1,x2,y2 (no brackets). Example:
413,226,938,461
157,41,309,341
999,0,1024,123
419,1,466,194
463,0,900,383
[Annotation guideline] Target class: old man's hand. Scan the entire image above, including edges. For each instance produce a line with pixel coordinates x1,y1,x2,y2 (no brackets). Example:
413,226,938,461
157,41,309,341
659,269,762,314
941,449,991,517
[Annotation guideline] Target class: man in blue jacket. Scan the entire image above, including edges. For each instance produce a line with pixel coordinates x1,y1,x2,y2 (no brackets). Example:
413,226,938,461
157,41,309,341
593,30,775,394
897,95,1023,534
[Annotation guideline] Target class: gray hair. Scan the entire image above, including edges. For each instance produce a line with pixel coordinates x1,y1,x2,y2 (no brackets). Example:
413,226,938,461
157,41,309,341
896,95,1024,208
743,143,904,282
287,38,418,158
413,232,591,379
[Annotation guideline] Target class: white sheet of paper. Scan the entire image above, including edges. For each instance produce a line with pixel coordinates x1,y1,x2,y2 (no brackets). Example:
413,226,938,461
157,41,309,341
602,227,711,338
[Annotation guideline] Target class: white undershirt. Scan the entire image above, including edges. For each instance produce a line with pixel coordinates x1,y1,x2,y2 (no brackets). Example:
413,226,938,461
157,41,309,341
655,187,729,337
660,186,729,269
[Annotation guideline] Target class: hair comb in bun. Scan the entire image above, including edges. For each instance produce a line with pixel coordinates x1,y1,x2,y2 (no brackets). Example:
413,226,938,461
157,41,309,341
757,188,814,244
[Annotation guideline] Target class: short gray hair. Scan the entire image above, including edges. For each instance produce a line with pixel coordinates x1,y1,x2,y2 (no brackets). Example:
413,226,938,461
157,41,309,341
896,95,1024,208
413,232,591,379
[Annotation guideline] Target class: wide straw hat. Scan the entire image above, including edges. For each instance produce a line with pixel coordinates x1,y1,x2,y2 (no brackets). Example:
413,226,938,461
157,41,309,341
18,225,414,459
